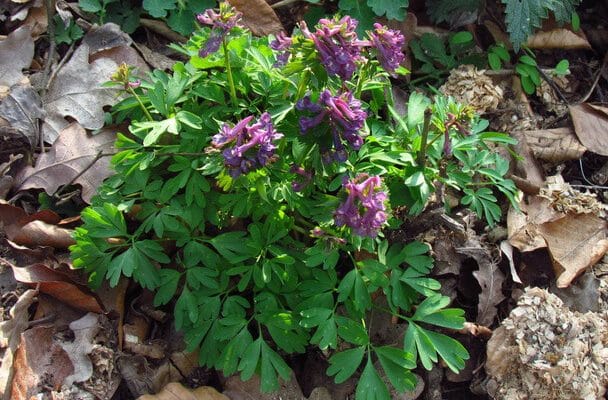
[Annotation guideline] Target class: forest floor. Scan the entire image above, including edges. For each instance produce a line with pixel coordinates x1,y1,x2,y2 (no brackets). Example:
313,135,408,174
1,0,608,399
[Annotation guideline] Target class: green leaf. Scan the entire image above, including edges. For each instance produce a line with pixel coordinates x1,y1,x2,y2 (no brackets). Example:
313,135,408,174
338,0,375,33
374,346,417,392
81,203,127,238
208,231,252,262
327,346,365,383
488,52,501,70
238,337,262,381
366,0,407,21
78,0,102,13
143,0,176,18
336,317,369,346
355,357,390,400
554,59,570,75
154,269,181,306
260,340,292,392
426,0,481,24
449,31,473,45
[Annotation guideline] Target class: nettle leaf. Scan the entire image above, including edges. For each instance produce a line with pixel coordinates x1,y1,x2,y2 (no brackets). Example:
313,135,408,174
502,0,580,51
355,357,390,400
367,0,408,21
143,0,177,18
327,346,366,383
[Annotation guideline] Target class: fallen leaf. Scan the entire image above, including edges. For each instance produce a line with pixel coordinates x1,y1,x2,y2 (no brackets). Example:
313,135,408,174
526,28,592,49
222,372,304,400
0,203,74,248
569,103,608,156
538,213,608,288
83,22,132,54
10,326,74,400
42,43,118,143
507,196,562,252
60,313,100,386
456,235,505,326
21,6,48,39
138,382,229,400
133,42,175,71
457,322,492,339
0,289,37,400
0,26,34,88
510,130,545,190
9,262,105,313
228,0,283,36
524,127,587,162
500,240,522,284
15,122,116,203
0,83,43,147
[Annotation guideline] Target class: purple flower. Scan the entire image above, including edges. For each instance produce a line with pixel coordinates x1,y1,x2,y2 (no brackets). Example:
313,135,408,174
297,89,367,161
270,31,293,67
196,2,242,57
300,16,368,80
290,164,312,192
211,113,283,177
334,174,388,237
368,23,405,76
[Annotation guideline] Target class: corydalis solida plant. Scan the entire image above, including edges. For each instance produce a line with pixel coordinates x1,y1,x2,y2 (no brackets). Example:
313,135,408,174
72,2,518,399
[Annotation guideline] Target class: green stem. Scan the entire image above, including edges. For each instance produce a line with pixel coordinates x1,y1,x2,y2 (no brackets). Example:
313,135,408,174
223,38,238,107
127,87,154,122
295,69,310,100
416,108,433,168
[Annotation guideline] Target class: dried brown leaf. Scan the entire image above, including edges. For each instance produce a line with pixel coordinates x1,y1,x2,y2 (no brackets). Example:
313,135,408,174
525,127,587,162
0,203,74,248
0,289,37,400
538,213,608,288
228,0,283,36
0,83,43,147
0,26,34,87
137,382,229,400
569,103,608,156
526,28,592,49
15,122,115,203
10,326,74,400
456,237,505,326
507,196,562,252
10,263,105,313
42,44,118,143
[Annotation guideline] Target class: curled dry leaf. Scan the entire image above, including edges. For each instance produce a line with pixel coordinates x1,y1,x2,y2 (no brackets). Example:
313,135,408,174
137,382,229,400
526,28,592,50
228,0,283,36
0,289,37,400
10,326,74,400
15,122,116,203
569,103,608,156
458,322,492,339
507,195,562,252
10,262,105,313
0,26,34,88
0,203,74,248
524,127,586,163
500,240,522,284
456,236,506,326
0,83,43,147
538,213,608,288
42,43,118,143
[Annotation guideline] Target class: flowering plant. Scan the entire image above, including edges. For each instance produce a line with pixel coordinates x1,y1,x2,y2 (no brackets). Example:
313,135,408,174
71,3,517,398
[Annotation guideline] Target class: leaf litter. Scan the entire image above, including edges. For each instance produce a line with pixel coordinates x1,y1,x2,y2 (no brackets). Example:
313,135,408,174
1,1,608,399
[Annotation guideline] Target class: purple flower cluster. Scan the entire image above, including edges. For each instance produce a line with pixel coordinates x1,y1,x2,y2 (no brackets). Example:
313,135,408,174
270,31,292,67
368,23,405,76
290,164,312,192
334,174,388,237
300,16,367,81
297,89,367,162
211,112,283,177
196,2,242,57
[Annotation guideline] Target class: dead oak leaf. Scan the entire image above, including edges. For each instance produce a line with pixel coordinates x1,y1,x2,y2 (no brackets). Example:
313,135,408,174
42,43,118,143
15,122,116,203
538,213,608,288
137,382,229,400
569,103,608,156
0,83,44,147
228,0,283,36
0,26,34,88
